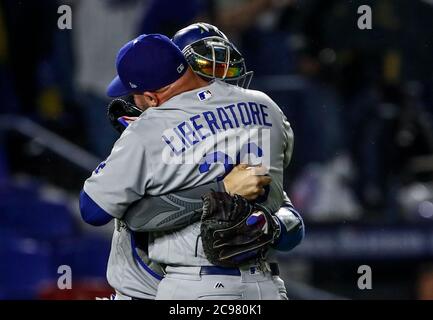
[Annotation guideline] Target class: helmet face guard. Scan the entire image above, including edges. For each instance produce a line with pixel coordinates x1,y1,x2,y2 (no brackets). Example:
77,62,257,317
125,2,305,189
182,36,253,89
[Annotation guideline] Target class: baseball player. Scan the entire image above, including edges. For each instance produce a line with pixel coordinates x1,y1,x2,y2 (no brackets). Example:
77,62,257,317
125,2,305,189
81,25,302,298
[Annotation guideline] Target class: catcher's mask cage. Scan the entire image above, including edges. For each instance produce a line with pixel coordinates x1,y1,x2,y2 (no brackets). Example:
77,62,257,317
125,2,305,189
182,36,254,89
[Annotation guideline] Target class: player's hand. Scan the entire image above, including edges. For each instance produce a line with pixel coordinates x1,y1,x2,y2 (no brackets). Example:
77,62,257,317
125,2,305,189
117,116,139,128
107,98,143,133
223,164,271,201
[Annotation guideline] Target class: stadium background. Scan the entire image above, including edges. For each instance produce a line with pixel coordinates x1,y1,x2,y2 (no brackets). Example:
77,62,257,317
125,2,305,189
1,0,433,299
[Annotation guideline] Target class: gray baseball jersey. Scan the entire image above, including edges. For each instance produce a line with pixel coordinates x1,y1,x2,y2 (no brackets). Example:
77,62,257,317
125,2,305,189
106,185,298,299
84,80,293,268
105,179,225,299
106,222,162,300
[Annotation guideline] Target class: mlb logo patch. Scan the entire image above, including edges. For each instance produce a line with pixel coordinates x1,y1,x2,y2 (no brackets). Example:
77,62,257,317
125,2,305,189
197,90,212,101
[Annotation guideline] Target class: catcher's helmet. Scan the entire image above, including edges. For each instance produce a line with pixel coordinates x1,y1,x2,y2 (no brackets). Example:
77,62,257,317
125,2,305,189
172,23,253,88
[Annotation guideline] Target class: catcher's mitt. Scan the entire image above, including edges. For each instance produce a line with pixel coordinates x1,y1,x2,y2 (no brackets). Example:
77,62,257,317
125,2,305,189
107,98,143,133
201,191,281,268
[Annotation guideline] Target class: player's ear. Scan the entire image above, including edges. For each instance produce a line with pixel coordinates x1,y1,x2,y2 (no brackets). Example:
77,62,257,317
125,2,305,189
142,92,159,108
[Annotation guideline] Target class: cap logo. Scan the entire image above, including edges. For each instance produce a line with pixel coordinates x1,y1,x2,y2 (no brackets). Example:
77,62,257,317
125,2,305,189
177,63,185,73
129,82,138,89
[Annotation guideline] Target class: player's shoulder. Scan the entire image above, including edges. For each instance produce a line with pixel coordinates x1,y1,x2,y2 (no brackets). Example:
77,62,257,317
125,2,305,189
220,81,277,105
227,83,287,123
122,106,179,140
119,112,156,137
244,88,275,105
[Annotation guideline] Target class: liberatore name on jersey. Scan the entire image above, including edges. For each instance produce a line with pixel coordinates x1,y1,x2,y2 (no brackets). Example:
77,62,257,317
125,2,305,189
163,101,273,156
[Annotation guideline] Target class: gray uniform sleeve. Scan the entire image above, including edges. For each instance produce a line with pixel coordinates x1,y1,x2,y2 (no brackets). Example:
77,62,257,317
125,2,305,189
281,111,294,168
83,130,149,219
259,93,294,169
123,180,226,232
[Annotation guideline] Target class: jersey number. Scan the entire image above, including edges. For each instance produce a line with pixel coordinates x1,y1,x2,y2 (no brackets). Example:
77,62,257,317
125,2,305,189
198,142,269,201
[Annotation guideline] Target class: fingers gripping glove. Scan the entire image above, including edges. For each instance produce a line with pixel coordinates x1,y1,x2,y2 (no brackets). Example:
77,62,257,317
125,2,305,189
200,191,281,268
107,98,143,133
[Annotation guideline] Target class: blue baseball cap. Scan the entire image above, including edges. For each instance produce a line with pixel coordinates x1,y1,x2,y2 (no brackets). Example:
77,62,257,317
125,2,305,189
107,34,188,97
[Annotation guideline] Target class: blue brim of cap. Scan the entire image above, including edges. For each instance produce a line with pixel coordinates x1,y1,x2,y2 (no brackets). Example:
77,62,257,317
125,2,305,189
106,76,131,98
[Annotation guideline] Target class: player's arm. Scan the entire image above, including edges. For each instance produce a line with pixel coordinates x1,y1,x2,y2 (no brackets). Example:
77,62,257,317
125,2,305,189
269,107,301,250
79,129,148,226
124,174,305,253
123,164,271,232
281,110,294,168
271,192,305,252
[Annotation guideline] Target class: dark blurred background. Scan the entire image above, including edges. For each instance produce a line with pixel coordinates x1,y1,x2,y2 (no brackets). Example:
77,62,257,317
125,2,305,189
1,0,433,299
